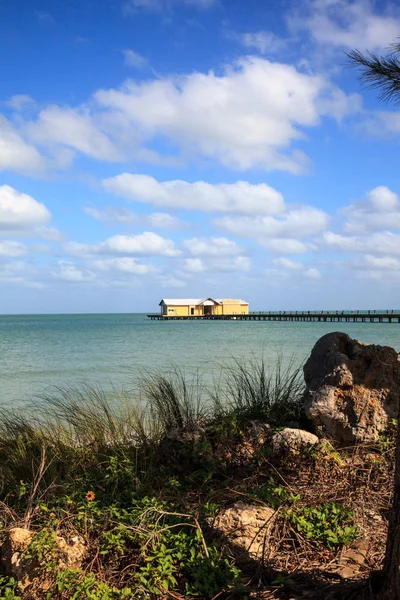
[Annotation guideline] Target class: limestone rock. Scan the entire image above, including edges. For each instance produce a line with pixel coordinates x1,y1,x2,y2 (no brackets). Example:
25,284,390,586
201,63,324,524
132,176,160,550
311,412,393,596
212,501,275,560
272,428,319,454
1,526,86,593
1,527,36,590
55,533,86,569
304,332,400,444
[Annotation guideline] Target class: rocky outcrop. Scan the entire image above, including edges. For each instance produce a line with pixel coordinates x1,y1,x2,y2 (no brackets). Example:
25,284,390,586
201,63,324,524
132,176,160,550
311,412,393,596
304,332,400,443
1,527,86,593
212,502,275,561
272,427,319,454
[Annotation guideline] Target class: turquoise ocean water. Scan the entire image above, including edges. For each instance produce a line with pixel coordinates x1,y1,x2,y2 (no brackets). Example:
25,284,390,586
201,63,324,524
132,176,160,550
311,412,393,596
1,313,400,408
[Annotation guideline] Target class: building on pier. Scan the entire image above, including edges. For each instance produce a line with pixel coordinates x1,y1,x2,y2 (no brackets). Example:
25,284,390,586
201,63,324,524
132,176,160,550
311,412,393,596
159,298,249,317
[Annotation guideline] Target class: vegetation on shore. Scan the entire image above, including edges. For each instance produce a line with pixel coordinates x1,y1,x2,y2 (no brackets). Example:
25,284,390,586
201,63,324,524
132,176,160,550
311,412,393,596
0,359,395,599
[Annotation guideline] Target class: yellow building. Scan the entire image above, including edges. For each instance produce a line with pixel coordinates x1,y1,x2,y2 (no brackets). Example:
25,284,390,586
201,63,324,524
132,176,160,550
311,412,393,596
159,298,249,317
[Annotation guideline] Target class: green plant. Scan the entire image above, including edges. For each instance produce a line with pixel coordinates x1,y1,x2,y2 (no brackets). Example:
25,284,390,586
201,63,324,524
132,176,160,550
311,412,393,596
211,356,305,427
249,482,300,509
136,505,242,597
0,576,22,600
286,502,358,548
49,569,132,599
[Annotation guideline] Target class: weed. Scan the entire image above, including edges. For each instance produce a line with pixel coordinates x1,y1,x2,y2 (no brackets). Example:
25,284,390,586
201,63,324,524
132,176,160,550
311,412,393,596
211,356,305,427
0,576,21,600
286,502,358,548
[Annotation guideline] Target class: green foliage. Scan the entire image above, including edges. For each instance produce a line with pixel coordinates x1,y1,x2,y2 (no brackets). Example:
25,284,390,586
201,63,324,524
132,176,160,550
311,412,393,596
286,502,358,548
249,482,300,509
0,576,21,600
26,527,58,566
211,356,305,427
137,520,243,597
49,569,132,599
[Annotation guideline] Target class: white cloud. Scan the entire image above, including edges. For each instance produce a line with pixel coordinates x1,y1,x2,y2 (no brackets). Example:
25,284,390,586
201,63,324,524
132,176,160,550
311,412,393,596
239,31,287,54
263,239,316,254
361,110,400,138
290,0,400,51
343,186,400,233
272,257,304,269
15,55,359,174
84,205,184,228
353,254,400,270
65,231,180,257
94,56,358,172
147,212,183,228
27,106,121,161
122,49,148,69
271,256,321,279
84,206,138,224
0,185,51,233
183,236,244,256
304,267,321,279
102,232,180,256
0,241,28,257
124,0,214,13
0,117,46,174
216,207,329,243
91,257,156,274
53,261,95,282
182,254,251,274
323,231,400,254
103,174,285,214
5,95,34,111
159,275,187,288
183,258,205,273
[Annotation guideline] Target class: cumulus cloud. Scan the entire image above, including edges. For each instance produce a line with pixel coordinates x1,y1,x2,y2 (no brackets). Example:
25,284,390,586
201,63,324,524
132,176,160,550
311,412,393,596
94,57,358,172
0,117,46,174
147,212,183,228
65,231,180,257
122,49,148,69
0,241,28,257
239,31,287,54
361,110,400,139
103,175,285,214
5,95,34,111
343,186,400,233
272,257,304,270
27,106,122,161
183,236,244,256
323,231,400,254
124,0,214,13
0,185,51,233
183,258,205,273
53,261,95,282
84,206,138,224
182,255,251,273
12,55,359,174
91,257,157,275
215,206,328,252
85,205,184,228
290,0,400,51
271,256,321,279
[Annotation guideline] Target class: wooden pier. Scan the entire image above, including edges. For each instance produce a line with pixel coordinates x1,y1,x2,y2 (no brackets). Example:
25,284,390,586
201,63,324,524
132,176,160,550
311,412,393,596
147,311,400,323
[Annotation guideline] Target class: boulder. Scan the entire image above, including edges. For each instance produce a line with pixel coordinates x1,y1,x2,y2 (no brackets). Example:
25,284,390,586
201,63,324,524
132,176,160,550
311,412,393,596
212,502,275,561
1,526,86,593
272,428,319,454
1,528,36,590
304,332,400,444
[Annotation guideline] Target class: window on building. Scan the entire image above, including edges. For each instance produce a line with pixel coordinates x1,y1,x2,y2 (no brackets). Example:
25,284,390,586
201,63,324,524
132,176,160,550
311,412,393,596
191,308,194,315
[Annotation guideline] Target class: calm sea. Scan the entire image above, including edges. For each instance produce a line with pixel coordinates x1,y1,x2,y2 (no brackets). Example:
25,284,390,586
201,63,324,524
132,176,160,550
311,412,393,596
1,313,400,408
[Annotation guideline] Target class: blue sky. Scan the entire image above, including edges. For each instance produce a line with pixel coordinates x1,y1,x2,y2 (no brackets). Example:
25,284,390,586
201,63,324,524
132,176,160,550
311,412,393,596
1,0,400,313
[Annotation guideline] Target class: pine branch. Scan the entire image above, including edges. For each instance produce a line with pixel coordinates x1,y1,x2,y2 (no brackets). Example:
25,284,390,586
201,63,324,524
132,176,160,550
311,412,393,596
347,42,400,105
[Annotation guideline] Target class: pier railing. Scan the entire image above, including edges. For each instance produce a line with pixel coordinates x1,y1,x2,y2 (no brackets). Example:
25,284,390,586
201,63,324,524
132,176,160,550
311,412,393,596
147,310,400,323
